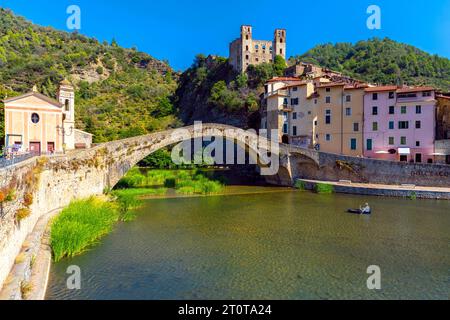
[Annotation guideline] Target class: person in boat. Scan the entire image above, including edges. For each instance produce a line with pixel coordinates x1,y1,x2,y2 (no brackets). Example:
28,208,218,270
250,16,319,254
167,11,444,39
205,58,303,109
360,203,371,214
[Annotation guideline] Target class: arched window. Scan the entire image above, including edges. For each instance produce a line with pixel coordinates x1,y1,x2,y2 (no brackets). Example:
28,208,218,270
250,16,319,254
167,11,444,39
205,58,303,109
31,113,40,124
65,99,70,111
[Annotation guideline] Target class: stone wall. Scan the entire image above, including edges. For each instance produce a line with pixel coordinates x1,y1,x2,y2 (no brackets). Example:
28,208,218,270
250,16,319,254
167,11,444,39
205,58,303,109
289,150,450,187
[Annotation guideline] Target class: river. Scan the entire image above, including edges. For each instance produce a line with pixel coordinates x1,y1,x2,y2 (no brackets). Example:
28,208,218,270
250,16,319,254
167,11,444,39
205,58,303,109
46,186,450,300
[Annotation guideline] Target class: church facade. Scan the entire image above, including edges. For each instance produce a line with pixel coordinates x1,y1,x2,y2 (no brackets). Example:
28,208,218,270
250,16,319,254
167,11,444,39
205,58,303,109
3,80,92,154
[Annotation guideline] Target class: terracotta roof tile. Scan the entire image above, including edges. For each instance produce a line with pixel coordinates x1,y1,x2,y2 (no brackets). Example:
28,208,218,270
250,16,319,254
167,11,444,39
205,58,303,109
364,85,398,92
266,77,301,83
396,86,435,93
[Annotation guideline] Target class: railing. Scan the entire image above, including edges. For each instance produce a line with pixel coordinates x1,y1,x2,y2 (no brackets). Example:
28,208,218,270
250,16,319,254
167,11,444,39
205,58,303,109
0,153,36,169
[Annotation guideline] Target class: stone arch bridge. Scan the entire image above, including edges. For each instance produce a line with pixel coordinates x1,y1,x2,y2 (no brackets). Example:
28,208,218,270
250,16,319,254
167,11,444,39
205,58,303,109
1,123,450,290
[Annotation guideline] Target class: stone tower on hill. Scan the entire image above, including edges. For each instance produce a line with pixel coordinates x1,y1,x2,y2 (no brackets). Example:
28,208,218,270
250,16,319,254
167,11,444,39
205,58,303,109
229,25,286,73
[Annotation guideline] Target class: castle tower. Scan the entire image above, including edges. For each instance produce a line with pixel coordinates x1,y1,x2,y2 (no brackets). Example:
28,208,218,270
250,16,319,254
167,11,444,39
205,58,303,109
240,25,253,72
57,79,75,150
273,29,286,60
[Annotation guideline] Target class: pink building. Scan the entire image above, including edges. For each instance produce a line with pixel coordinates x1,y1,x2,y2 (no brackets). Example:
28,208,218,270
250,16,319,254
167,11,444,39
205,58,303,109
363,86,437,163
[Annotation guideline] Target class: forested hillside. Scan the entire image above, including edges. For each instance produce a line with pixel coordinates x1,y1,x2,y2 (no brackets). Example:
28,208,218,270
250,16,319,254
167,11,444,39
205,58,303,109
0,8,178,143
291,38,450,91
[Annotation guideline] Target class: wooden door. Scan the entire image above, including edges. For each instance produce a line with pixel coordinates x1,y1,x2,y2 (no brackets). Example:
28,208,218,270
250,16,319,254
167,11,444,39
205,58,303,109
29,142,41,154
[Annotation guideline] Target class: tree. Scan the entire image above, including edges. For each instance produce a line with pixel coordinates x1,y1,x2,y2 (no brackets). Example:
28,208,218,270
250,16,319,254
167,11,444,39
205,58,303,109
273,55,287,76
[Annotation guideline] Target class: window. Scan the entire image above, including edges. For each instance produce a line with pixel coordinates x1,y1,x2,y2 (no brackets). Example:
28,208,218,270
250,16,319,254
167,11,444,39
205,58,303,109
326,88,331,92
345,95,351,102
372,106,378,115
423,91,432,97
293,112,297,120
389,92,395,99
372,122,378,131
293,126,297,136
416,141,421,147
389,137,395,145
401,136,407,145
366,139,373,151
400,155,408,162
314,99,317,104
326,134,331,141
65,99,70,111
353,123,359,132
255,44,259,49
415,121,421,129
314,120,318,126
389,121,394,130
345,108,352,116
325,96,331,104
427,158,433,164
246,45,249,51
291,98,299,105
31,113,40,124
398,121,409,129
372,93,378,100
389,106,395,114
283,98,288,105
280,48,283,55
416,105,422,114
245,55,249,60
283,123,288,134
325,110,331,124
292,87,298,91
415,153,422,163
350,138,357,150
401,106,407,114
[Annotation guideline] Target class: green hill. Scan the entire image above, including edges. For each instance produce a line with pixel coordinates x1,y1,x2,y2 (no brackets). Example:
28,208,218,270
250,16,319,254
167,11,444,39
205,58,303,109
291,38,450,91
0,8,179,144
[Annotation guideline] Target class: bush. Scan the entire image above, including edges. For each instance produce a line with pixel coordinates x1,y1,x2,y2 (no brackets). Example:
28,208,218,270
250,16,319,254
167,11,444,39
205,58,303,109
16,208,31,222
314,183,334,194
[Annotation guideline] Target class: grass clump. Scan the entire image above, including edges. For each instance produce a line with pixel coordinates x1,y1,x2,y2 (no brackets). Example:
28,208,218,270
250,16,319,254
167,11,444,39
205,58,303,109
294,180,306,190
20,281,33,299
115,169,224,195
16,208,31,222
314,183,334,194
50,197,120,262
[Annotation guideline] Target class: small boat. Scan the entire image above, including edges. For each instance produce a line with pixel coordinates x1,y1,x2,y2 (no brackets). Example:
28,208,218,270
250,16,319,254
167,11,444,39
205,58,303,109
347,208,371,215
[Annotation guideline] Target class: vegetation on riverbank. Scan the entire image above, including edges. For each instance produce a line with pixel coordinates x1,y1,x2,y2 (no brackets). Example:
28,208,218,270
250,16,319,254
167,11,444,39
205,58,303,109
50,197,120,261
314,183,334,194
115,168,224,195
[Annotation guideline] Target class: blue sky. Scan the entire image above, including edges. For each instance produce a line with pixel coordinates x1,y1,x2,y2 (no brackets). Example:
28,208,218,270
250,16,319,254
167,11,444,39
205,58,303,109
2,0,450,71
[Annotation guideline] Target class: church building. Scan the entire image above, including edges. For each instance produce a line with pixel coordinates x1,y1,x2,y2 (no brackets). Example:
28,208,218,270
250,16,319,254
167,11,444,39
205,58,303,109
3,80,92,154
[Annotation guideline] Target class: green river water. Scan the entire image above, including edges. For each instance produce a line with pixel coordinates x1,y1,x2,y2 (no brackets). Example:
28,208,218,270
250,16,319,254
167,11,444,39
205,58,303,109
46,186,450,300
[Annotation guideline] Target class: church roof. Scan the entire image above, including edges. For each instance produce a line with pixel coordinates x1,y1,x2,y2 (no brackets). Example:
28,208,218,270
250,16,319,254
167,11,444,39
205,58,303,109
3,91,63,107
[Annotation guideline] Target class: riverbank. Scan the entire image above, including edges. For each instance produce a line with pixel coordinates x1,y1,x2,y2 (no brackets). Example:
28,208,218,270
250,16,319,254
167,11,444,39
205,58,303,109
297,179,450,200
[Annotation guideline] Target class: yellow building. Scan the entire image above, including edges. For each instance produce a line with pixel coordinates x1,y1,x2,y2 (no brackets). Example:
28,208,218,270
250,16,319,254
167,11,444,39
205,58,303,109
315,82,367,156
3,80,92,154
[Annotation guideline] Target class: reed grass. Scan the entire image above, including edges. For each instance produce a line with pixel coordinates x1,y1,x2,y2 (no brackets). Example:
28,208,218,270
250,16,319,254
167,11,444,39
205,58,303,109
50,197,120,262
116,169,224,195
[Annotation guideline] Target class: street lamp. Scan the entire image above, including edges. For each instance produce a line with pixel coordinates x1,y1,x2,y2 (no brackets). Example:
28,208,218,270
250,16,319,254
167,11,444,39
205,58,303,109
56,125,74,154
